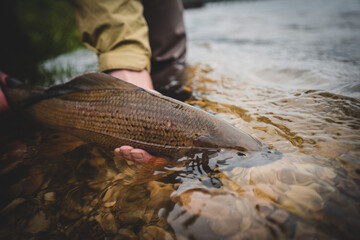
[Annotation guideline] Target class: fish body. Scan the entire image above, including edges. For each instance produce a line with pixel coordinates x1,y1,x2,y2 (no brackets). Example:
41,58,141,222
2,73,263,158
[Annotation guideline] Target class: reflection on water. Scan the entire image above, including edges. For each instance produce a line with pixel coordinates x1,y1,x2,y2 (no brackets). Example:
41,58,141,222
1,0,360,239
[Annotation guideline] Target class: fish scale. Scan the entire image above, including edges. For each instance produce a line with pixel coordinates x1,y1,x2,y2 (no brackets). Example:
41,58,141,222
27,89,207,156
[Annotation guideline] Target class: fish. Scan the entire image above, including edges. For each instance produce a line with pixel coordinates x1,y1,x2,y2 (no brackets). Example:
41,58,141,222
1,72,264,159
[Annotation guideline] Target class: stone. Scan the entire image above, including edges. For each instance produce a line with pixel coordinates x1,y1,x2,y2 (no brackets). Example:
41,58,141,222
315,166,336,180
138,225,174,240
177,189,252,236
277,168,297,184
254,184,280,203
282,185,324,213
118,209,146,225
147,181,174,209
104,201,116,208
97,213,117,234
294,221,318,239
249,166,277,185
25,211,50,234
255,201,275,218
44,192,56,202
116,228,136,240
268,209,290,224
1,198,26,214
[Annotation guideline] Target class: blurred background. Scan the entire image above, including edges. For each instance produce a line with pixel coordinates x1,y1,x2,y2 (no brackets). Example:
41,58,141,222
0,0,359,98
0,0,215,85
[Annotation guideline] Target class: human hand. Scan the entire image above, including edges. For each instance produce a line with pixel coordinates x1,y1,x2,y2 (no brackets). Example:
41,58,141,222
108,69,163,163
108,69,155,91
114,146,168,166
114,146,154,163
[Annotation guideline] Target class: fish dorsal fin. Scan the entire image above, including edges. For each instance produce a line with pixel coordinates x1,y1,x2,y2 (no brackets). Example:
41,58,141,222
22,72,139,107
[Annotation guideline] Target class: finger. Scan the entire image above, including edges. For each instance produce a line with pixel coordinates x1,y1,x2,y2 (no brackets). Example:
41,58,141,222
114,146,134,159
130,148,154,163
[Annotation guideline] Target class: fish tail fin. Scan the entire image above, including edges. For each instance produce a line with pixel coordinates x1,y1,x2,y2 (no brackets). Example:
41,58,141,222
1,77,44,109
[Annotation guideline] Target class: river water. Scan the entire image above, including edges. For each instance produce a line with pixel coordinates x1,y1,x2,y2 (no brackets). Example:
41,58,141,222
1,0,360,239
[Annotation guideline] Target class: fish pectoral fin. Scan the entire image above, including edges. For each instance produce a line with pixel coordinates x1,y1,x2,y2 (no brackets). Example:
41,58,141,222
147,156,170,166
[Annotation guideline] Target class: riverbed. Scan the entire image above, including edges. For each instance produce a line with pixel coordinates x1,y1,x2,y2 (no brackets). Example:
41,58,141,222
1,0,359,239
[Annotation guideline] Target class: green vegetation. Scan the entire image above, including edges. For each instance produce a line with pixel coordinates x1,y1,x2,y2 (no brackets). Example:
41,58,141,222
16,0,82,62
1,0,82,85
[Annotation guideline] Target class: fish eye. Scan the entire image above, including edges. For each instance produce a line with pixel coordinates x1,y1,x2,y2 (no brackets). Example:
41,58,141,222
237,151,246,157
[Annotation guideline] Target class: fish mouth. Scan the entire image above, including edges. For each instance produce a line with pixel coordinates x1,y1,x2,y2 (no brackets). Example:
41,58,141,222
192,133,264,153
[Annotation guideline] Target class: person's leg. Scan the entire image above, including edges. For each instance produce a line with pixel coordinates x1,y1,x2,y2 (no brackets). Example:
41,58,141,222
143,0,190,100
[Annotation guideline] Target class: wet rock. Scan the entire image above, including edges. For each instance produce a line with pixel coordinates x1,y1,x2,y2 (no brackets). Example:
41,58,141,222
294,221,331,239
62,210,81,220
0,141,27,175
177,189,253,236
143,209,155,224
118,209,146,225
104,201,116,208
82,205,93,214
1,198,26,214
231,167,250,186
147,181,174,208
231,167,248,176
24,168,44,195
9,182,23,199
254,184,280,202
96,213,118,234
277,166,314,186
316,141,344,159
307,182,335,196
282,185,324,213
336,178,359,199
102,186,122,207
255,201,275,218
293,171,314,185
249,167,277,185
44,192,56,202
209,214,243,236
25,211,50,234
217,172,245,195
39,132,84,157
318,167,337,180
116,228,136,240
272,182,291,194
277,168,297,184
229,227,274,240
268,209,290,225
138,225,174,240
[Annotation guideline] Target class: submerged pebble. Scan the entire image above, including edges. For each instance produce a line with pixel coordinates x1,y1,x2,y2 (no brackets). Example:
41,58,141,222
44,192,56,202
281,185,324,213
117,228,136,240
25,211,50,234
96,213,118,234
138,225,174,240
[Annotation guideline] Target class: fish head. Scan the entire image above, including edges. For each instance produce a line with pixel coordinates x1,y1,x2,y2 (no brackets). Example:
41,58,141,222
193,119,263,152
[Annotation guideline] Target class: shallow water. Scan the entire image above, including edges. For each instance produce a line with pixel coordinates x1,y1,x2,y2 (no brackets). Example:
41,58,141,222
1,0,360,239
